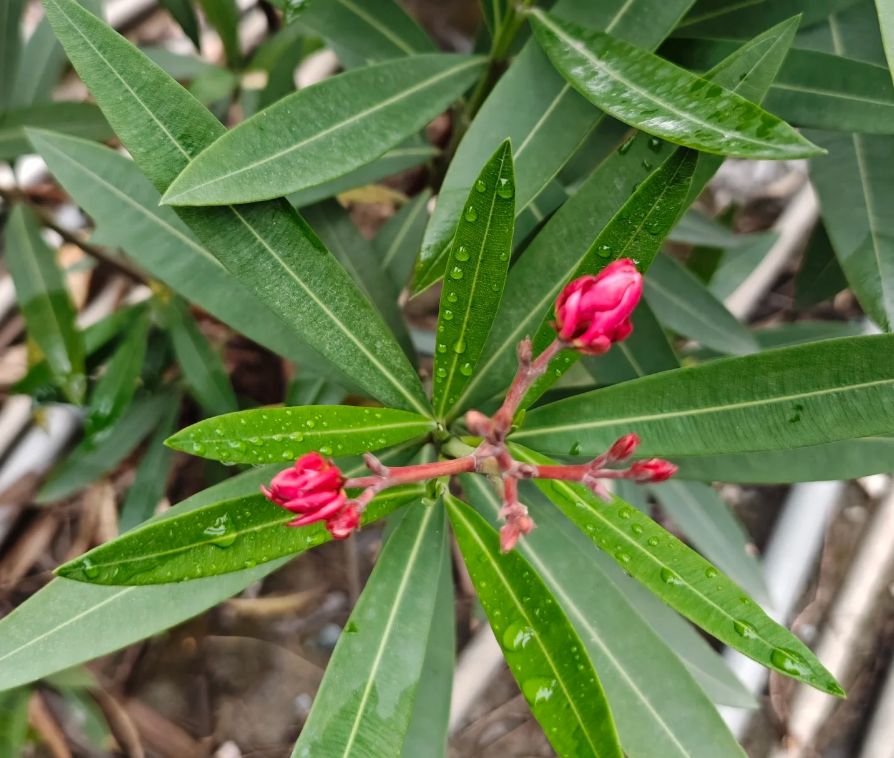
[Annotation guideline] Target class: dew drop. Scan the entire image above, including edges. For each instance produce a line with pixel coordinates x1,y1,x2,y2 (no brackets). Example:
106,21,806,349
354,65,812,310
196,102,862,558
631,524,643,535
436,367,447,378
450,266,464,280
615,549,631,563
248,436,264,447
229,440,246,452
770,648,811,677
522,677,556,705
496,178,514,199
454,339,467,354
641,159,653,170
82,559,100,580
214,427,224,436
661,567,682,585
460,363,473,376
502,621,534,651
569,441,581,455
345,621,360,634
619,507,632,519
734,620,758,639
464,205,478,222
213,533,237,548
437,343,447,354
618,136,634,155
306,419,315,429
193,442,206,454
289,432,305,442
499,252,508,262
319,446,332,456
455,245,470,262
475,179,487,193
443,310,455,322
706,566,718,579
648,136,663,153
492,284,500,292
648,537,659,546
597,244,612,258
447,292,458,303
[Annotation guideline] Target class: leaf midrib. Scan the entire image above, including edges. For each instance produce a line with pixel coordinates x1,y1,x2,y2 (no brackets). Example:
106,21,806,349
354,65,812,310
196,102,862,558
190,419,432,443
335,0,419,56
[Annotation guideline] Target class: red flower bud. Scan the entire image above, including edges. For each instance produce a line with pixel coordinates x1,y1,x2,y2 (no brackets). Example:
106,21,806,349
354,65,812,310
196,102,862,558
608,433,640,463
327,504,361,540
555,260,642,355
262,452,347,526
629,458,678,483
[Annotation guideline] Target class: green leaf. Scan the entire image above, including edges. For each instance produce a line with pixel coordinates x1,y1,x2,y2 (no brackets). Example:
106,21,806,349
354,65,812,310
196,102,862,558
286,373,345,407
530,10,822,160
462,474,749,758
158,0,201,50
795,222,848,309
650,480,768,604
162,54,484,206
672,435,894,483
643,253,759,355
142,46,219,80
707,232,778,303
57,481,425,586
448,19,798,416
37,393,172,504
288,137,437,209
0,101,112,159
513,334,894,458
27,130,353,390
303,199,415,361
85,311,150,436
510,444,843,697
582,300,678,386
446,494,624,758
187,66,240,106
4,203,86,404
875,0,894,82
289,500,445,758
296,0,435,64
36,0,432,415
195,0,240,66
0,687,30,754
663,37,894,135
413,0,696,294
243,22,305,115
807,129,894,331
677,0,860,38
0,0,26,113
166,405,435,464
162,300,239,417
434,141,515,420
668,209,744,249
374,189,432,293
118,393,180,533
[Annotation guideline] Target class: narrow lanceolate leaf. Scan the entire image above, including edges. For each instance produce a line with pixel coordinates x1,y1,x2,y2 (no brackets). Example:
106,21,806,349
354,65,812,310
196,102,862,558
672,435,894,483
514,334,894,459
28,131,352,389
162,54,484,206
412,0,696,295
447,495,623,758
449,19,798,416
167,406,435,465
650,481,768,604
795,223,848,310
462,474,748,758
0,101,112,160
677,0,860,38
433,141,515,420
807,128,894,331
303,200,415,362
0,0,26,113
40,0,430,415
0,449,419,692
290,502,444,758
668,209,743,250
0,687,30,753
511,445,843,697
708,232,778,303
374,189,432,294
163,301,239,418
643,253,758,356
85,312,150,436
195,0,240,66
530,10,822,161
57,482,425,585
519,147,698,410
5,204,86,404
286,373,345,407
296,0,435,64
877,0,894,84
158,0,201,50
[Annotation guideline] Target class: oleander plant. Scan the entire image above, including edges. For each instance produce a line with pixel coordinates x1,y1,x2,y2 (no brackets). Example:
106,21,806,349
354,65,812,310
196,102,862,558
3,0,894,755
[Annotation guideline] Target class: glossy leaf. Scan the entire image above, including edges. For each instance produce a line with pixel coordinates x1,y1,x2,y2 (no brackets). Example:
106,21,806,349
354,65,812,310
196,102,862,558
530,10,822,160
511,444,843,697
28,130,353,390
795,223,849,309
162,54,484,206
163,301,239,418
797,0,887,65
449,19,798,416
38,0,431,415
644,253,759,355
158,0,201,50
446,494,624,758
677,0,860,38
0,101,112,159
807,129,894,331
166,406,435,464
296,0,434,64
374,189,432,293
37,393,172,504
707,232,778,303
514,334,894,458
289,501,445,758
462,473,750,758
142,47,220,81
519,147,699,410
303,199,415,361
0,687,30,754
433,141,515,419
118,394,180,533
650,480,768,604
0,0,25,113
673,435,894,483
667,209,744,249
244,22,305,114
286,373,345,407
195,0,240,66
412,0,696,294
85,311,150,436
4,204,86,404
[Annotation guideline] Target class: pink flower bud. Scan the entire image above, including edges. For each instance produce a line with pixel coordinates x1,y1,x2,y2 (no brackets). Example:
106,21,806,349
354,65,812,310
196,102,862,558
629,458,678,483
465,409,492,437
326,504,361,540
262,452,347,526
608,433,640,463
554,259,642,355
500,522,522,552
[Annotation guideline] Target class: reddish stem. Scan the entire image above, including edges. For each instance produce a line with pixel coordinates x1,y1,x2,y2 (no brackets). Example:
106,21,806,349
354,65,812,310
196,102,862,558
344,455,478,491
492,337,565,436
